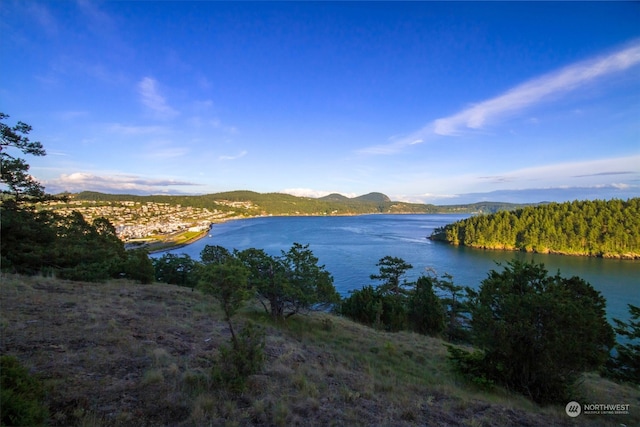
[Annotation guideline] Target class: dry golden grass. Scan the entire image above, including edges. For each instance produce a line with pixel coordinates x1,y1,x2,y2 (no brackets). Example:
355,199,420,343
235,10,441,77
1,273,638,426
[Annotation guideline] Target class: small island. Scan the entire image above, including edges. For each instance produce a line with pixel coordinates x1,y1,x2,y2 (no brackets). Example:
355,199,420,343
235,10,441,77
429,198,640,259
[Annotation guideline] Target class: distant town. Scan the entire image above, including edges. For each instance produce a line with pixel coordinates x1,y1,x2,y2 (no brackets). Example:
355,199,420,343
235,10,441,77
36,191,536,250
40,199,252,242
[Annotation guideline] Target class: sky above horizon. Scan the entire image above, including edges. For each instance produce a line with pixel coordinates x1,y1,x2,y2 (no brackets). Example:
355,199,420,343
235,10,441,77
2,1,639,205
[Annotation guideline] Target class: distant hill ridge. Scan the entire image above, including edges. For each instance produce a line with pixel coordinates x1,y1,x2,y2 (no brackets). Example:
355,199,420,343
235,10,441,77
318,192,391,203
74,190,533,215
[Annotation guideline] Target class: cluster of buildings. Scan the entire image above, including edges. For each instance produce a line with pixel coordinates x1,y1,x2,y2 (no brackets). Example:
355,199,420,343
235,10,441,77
42,200,236,241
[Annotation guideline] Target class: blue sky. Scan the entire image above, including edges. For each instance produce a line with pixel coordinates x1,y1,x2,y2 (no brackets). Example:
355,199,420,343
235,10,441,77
2,1,639,204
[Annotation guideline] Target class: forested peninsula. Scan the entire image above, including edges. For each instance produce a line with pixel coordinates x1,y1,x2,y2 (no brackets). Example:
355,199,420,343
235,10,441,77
429,198,640,259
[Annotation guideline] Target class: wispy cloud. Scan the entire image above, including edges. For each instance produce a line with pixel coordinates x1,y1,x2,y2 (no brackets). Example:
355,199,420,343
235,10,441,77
477,155,640,187
219,150,247,161
76,0,115,30
137,77,179,119
28,3,58,36
140,141,190,160
357,135,425,155
46,172,199,194
359,40,640,155
433,41,640,136
572,171,634,178
109,123,168,135
426,185,640,205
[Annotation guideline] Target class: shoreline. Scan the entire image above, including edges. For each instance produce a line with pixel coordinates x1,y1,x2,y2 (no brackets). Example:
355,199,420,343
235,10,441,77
146,229,210,254
143,215,249,254
429,239,640,260
144,213,639,260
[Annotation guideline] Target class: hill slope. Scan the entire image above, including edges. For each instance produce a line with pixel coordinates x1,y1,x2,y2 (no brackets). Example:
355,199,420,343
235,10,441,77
352,192,392,203
2,275,636,426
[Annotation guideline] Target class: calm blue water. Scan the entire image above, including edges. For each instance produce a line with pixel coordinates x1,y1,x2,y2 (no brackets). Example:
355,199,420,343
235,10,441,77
155,214,640,323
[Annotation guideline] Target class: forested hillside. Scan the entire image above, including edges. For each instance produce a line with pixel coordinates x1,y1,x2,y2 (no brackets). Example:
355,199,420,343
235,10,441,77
74,191,531,216
430,198,640,258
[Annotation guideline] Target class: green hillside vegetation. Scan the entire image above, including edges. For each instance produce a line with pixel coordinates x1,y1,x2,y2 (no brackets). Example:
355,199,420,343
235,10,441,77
74,190,534,216
2,274,638,427
430,198,640,259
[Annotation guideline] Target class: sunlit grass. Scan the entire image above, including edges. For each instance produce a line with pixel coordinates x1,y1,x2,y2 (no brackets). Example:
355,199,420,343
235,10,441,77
1,273,637,426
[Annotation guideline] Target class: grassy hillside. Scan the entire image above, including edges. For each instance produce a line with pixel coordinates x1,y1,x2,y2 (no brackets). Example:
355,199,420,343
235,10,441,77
2,274,637,426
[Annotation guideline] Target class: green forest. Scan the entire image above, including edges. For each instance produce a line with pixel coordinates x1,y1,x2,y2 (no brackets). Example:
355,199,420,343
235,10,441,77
430,198,640,258
74,190,532,216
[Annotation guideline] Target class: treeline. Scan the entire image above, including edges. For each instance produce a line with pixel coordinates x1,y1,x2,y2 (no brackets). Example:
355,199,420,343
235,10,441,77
1,202,154,282
339,256,639,403
430,198,640,258
74,191,532,216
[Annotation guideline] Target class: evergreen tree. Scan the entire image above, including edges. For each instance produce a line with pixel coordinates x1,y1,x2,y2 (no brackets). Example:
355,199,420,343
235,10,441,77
607,304,640,385
370,256,414,296
454,260,615,404
236,243,340,320
408,276,445,336
1,113,47,202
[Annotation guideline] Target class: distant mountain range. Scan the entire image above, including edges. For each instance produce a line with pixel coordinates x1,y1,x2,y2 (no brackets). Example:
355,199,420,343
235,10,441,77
319,192,391,203
73,190,536,216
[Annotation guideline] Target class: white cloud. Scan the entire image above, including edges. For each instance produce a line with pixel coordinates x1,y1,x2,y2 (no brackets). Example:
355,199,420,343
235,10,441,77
109,123,167,135
611,183,630,190
486,155,640,186
433,41,640,136
359,40,640,155
45,172,199,194
137,77,179,119
357,132,428,155
219,150,247,161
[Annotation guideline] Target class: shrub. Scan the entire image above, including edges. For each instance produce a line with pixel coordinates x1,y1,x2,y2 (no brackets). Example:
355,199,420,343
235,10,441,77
212,322,266,392
466,260,615,404
340,285,381,327
0,356,49,426
445,345,495,390
121,248,155,283
153,253,198,287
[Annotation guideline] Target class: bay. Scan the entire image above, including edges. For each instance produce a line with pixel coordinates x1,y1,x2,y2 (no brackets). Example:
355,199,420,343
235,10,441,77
156,214,640,323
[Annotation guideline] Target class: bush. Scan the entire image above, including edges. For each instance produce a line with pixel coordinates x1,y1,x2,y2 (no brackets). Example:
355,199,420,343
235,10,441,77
212,322,266,392
340,285,381,327
341,286,408,331
121,248,155,283
153,253,198,287
466,260,615,404
0,356,49,426
445,345,494,390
